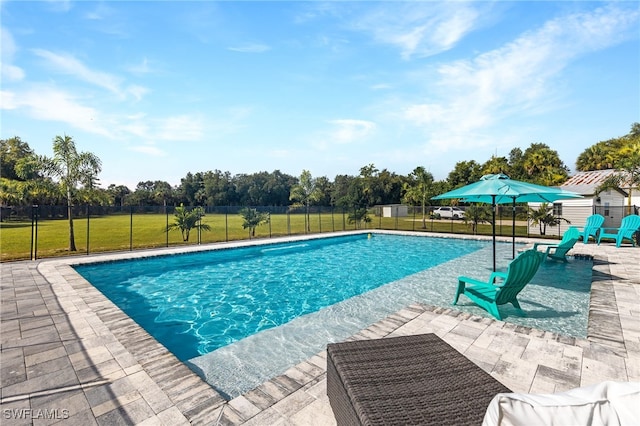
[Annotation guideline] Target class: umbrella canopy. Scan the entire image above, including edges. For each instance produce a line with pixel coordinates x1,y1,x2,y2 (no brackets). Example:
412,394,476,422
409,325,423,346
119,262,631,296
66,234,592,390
432,174,582,271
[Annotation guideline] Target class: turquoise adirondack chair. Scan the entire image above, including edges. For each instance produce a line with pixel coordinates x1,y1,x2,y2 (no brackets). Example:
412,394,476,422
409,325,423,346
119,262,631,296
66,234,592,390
453,249,543,320
578,214,605,244
532,227,581,261
597,214,640,248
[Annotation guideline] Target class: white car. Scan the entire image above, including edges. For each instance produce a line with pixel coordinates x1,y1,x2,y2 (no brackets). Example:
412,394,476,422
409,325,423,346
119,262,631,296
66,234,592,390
433,206,465,219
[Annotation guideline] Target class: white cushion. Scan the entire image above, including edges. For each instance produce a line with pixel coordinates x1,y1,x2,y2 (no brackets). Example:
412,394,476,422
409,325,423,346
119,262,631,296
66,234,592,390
482,381,640,426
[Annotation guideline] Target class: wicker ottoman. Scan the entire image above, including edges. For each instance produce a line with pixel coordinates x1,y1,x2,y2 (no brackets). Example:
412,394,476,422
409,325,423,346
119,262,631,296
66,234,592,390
326,333,511,425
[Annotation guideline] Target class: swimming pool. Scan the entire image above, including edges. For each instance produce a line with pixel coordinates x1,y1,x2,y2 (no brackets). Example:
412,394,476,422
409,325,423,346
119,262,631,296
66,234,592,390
74,233,485,360
74,232,592,398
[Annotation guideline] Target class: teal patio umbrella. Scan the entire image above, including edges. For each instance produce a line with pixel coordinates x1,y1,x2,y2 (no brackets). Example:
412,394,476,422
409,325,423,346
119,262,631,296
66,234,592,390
432,174,582,271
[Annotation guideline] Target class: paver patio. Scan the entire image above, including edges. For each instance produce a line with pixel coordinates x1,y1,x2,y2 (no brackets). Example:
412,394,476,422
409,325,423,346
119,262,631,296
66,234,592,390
1,232,639,425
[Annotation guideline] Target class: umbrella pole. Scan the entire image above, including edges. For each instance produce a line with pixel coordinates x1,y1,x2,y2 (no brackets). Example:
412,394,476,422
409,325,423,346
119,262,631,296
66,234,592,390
512,197,516,259
492,195,496,272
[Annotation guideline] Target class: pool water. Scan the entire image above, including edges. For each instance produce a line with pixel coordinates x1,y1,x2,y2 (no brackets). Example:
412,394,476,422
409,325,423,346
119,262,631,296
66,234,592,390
74,233,592,398
74,234,485,360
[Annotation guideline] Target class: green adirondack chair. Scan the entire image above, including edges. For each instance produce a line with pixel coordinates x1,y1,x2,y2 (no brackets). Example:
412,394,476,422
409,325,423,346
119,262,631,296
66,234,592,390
532,227,581,261
578,214,605,244
453,249,543,320
597,214,640,248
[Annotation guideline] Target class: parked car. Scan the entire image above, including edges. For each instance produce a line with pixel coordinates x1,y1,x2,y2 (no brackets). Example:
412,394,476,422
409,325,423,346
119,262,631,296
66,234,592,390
433,206,465,219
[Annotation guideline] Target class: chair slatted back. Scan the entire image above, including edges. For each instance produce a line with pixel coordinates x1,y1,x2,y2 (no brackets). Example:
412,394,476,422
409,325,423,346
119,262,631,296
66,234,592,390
559,227,581,246
621,215,640,233
495,250,543,305
585,214,605,229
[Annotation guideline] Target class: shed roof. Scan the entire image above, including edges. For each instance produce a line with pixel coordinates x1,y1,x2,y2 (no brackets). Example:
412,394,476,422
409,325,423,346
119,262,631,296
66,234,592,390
561,169,627,196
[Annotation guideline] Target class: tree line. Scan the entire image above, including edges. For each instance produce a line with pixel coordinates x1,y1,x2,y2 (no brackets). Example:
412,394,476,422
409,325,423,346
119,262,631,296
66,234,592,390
2,123,638,212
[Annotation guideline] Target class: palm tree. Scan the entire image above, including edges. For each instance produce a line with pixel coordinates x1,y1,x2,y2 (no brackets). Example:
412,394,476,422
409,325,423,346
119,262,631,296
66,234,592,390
576,144,615,171
239,207,270,237
347,207,371,229
464,205,492,234
37,135,101,251
527,203,570,235
595,139,640,215
290,170,323,232
402,166,434,229
166,204,210,241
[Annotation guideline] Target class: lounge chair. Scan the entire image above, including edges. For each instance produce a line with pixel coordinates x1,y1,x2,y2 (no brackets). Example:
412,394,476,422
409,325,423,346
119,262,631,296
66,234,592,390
577,214,604,243
326,334,511,426
532,227,581,261
597,214,640,248
454,249,543,320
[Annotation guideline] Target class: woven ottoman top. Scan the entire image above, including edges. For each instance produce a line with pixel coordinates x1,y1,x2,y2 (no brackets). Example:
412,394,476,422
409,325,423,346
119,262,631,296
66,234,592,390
326,333,511,425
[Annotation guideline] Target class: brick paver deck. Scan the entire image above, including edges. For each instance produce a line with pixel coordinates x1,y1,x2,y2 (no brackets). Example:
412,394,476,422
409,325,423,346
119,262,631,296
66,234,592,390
1,232,638,425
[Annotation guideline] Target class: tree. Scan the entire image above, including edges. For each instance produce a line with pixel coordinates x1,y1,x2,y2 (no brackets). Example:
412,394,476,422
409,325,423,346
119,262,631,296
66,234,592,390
330,174,356,208
594,125,640,214
1,137,38,181
447,160,483,188
347,207,371,229
166,204,210,241
464,204,492,234
576,144,615,171
36,135,102,251
481,155,510,176
402,166,435,229
290,170,323,232
527,203,570,235
239,207,269,237
521,143,568,185
107,184,131,206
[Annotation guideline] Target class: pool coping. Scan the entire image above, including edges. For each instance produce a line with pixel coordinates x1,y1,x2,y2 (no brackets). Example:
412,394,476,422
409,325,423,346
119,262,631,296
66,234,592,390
1,230,638,424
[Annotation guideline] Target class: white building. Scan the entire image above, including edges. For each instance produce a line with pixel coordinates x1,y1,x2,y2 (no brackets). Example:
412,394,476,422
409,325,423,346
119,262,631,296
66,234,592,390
528,169,639,235
381,204,408,218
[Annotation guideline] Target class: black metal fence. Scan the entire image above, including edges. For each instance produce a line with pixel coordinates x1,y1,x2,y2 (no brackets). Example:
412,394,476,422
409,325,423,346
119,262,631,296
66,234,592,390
1,204,637,262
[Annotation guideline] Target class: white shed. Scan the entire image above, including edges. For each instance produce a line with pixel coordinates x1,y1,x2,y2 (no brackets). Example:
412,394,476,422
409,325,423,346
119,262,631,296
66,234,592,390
382,205,408,218
527,169,635,236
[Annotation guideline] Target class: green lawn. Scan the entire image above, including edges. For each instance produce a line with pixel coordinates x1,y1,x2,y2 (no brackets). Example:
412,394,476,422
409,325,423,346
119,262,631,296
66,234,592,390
0,212,530,261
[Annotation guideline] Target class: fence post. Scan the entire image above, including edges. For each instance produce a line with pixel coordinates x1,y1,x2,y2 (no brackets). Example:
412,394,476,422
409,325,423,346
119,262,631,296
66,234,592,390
318,208,322,233
331,206,335,232
412,207,416,231
166,208,169,247
86,204,90,255
30,205,38,260
129,206,133,251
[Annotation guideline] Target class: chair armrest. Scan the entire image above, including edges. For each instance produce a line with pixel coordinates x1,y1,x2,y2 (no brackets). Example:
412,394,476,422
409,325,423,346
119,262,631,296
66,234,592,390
458,276,490,287
489,271,507,285
532,242,558,250
599,227,619,232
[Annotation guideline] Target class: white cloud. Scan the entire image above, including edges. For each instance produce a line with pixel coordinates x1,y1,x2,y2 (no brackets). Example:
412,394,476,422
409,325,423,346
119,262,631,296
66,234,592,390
402,4,640,150
1,86,112,136
157,115,204,141
227,43,271,53
352,2,482,59
328,119,376,144
127,85,150,102
1,27,25,81
31,49,149,101
371,83,392,90
129,145,166,157
127,57,153,75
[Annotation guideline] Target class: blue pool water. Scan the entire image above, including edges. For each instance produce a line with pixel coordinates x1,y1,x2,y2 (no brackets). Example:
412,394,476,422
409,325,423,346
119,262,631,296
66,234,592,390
75,234,485,360
74,233,593,398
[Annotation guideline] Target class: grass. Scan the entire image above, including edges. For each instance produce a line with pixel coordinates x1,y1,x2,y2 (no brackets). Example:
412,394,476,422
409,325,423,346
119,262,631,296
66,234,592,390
0,212,530,262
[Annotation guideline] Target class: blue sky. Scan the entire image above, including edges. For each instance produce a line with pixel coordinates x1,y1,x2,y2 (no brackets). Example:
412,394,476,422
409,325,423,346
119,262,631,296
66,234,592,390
1,1,639,188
